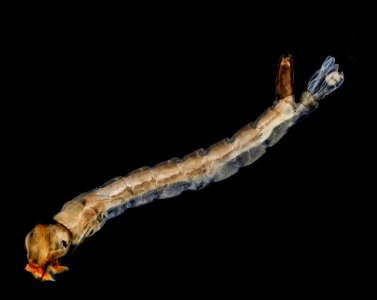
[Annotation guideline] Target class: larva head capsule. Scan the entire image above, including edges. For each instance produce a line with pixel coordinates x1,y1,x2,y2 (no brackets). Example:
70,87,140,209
25,223,72,281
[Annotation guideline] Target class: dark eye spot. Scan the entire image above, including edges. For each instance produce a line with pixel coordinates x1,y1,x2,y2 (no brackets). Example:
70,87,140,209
62,240,67,248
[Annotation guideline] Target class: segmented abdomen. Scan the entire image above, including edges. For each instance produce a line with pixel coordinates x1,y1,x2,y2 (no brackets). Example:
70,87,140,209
101,103,302,218
54,97,308,245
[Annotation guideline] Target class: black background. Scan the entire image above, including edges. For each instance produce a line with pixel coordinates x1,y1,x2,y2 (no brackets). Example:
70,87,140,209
3,4,375,298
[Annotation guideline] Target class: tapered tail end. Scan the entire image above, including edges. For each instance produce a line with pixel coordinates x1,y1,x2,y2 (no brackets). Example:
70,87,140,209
307,56,344,100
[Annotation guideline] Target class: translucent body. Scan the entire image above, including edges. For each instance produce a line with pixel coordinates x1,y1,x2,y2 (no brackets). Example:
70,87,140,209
25,55,343,281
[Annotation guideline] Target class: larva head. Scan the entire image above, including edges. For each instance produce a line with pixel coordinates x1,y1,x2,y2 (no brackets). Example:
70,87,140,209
25,223,72,281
